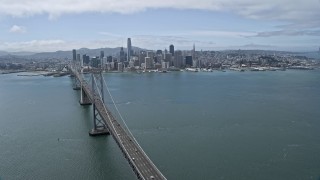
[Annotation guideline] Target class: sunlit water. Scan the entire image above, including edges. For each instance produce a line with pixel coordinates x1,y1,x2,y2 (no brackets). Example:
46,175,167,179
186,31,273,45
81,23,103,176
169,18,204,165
1,70,320,180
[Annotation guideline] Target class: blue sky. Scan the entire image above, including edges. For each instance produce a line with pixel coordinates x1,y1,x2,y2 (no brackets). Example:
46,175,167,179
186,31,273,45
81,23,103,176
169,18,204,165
1,0,320,52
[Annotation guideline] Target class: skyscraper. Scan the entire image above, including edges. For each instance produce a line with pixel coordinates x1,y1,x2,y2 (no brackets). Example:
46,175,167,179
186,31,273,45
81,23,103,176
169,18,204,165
145,57,152,69
186,56,193,67
72,49,76,61
107,56,113,63
164,53,172,64
100,50,104,60
120,47,125,62
192,43,195,59
139,50,147,66
174,50,183,68
169,44,174,56
127,38,132,61
156,50,162,55
91,57,101,68
76,54,80,62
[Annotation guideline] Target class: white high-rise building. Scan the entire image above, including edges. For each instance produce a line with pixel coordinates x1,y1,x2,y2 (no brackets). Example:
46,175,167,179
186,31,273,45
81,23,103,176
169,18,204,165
162,62,170,69
118,62,124,72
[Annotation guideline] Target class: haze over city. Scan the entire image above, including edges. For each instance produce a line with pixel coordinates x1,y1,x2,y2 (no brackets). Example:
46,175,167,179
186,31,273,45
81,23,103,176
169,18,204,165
1,0,320,52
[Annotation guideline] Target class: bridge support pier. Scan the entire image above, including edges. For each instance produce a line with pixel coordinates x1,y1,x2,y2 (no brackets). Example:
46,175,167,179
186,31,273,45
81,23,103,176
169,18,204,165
89,128,109,136
80,85,92,105
89,129,110,136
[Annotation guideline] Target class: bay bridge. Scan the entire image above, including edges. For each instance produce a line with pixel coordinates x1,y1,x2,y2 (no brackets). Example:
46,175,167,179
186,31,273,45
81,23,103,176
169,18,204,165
69,62,166,180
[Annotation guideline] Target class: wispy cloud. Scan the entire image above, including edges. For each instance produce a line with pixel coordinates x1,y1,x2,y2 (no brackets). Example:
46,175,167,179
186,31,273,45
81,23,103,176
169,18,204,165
252,30,320,37
181,30,256,38
131,35,215,49
0,40,65,52
1,0,319,24
213,43,316,52
9,25,26,33
99,32,122,37
0,36,213,52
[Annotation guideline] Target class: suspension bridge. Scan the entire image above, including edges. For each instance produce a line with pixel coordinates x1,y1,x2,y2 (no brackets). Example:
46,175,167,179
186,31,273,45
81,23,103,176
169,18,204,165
69,63,166,180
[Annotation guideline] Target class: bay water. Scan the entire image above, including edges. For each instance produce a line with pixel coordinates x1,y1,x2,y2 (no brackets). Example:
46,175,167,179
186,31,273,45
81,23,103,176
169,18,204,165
0,70,320,179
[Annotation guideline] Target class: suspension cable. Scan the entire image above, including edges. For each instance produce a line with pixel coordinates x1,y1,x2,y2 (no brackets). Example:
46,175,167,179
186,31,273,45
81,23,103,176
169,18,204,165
102,74,165,177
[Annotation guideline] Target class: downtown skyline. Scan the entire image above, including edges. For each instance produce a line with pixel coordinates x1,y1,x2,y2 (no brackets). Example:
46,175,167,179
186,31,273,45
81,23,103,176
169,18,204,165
0,0,320,52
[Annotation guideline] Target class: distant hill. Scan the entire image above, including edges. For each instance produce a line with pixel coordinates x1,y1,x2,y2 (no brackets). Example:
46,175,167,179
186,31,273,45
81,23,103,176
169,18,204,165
0,51,8,56
293,51,320,59
0,47,318,60
0,51,36,56
22,46,145,60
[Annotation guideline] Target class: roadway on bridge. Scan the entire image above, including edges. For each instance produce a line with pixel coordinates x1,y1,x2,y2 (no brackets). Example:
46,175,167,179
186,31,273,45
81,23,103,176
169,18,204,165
94,96,165,180
72,68,166,180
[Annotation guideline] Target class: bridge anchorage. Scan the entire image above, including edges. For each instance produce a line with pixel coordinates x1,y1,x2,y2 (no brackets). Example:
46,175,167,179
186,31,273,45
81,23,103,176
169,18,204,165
69,63,167,180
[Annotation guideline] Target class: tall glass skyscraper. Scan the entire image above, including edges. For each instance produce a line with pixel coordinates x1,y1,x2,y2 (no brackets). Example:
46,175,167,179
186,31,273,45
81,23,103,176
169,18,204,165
72,49,76,61
169,44,174,56
127,38,132,61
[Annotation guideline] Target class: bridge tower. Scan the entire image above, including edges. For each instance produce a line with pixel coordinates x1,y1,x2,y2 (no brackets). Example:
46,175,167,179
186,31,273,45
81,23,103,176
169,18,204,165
70,58,81,90
89,71,109,136
79,83,92,105
72,77,81,90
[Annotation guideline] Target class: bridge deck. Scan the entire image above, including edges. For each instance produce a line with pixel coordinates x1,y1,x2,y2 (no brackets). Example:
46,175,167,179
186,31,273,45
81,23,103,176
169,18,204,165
71,68,166,180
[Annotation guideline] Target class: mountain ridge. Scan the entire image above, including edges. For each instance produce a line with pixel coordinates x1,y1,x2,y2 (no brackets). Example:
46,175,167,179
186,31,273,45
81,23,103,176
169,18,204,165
0,47,319,60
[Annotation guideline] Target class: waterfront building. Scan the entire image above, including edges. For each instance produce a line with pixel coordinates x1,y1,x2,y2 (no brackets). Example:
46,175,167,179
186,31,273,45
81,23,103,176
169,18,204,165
186,56,193,67
155,54,163,64
106,63,112,71
162,61,170,69
132,57,140,67
129,61,135,68
174,50,183,68
146,50,154,67
113,60,118,70
118,62,124,72
139,51,147,66
193,59,199,68
145,57,153,69
154,63,162,69
164,53,172,65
